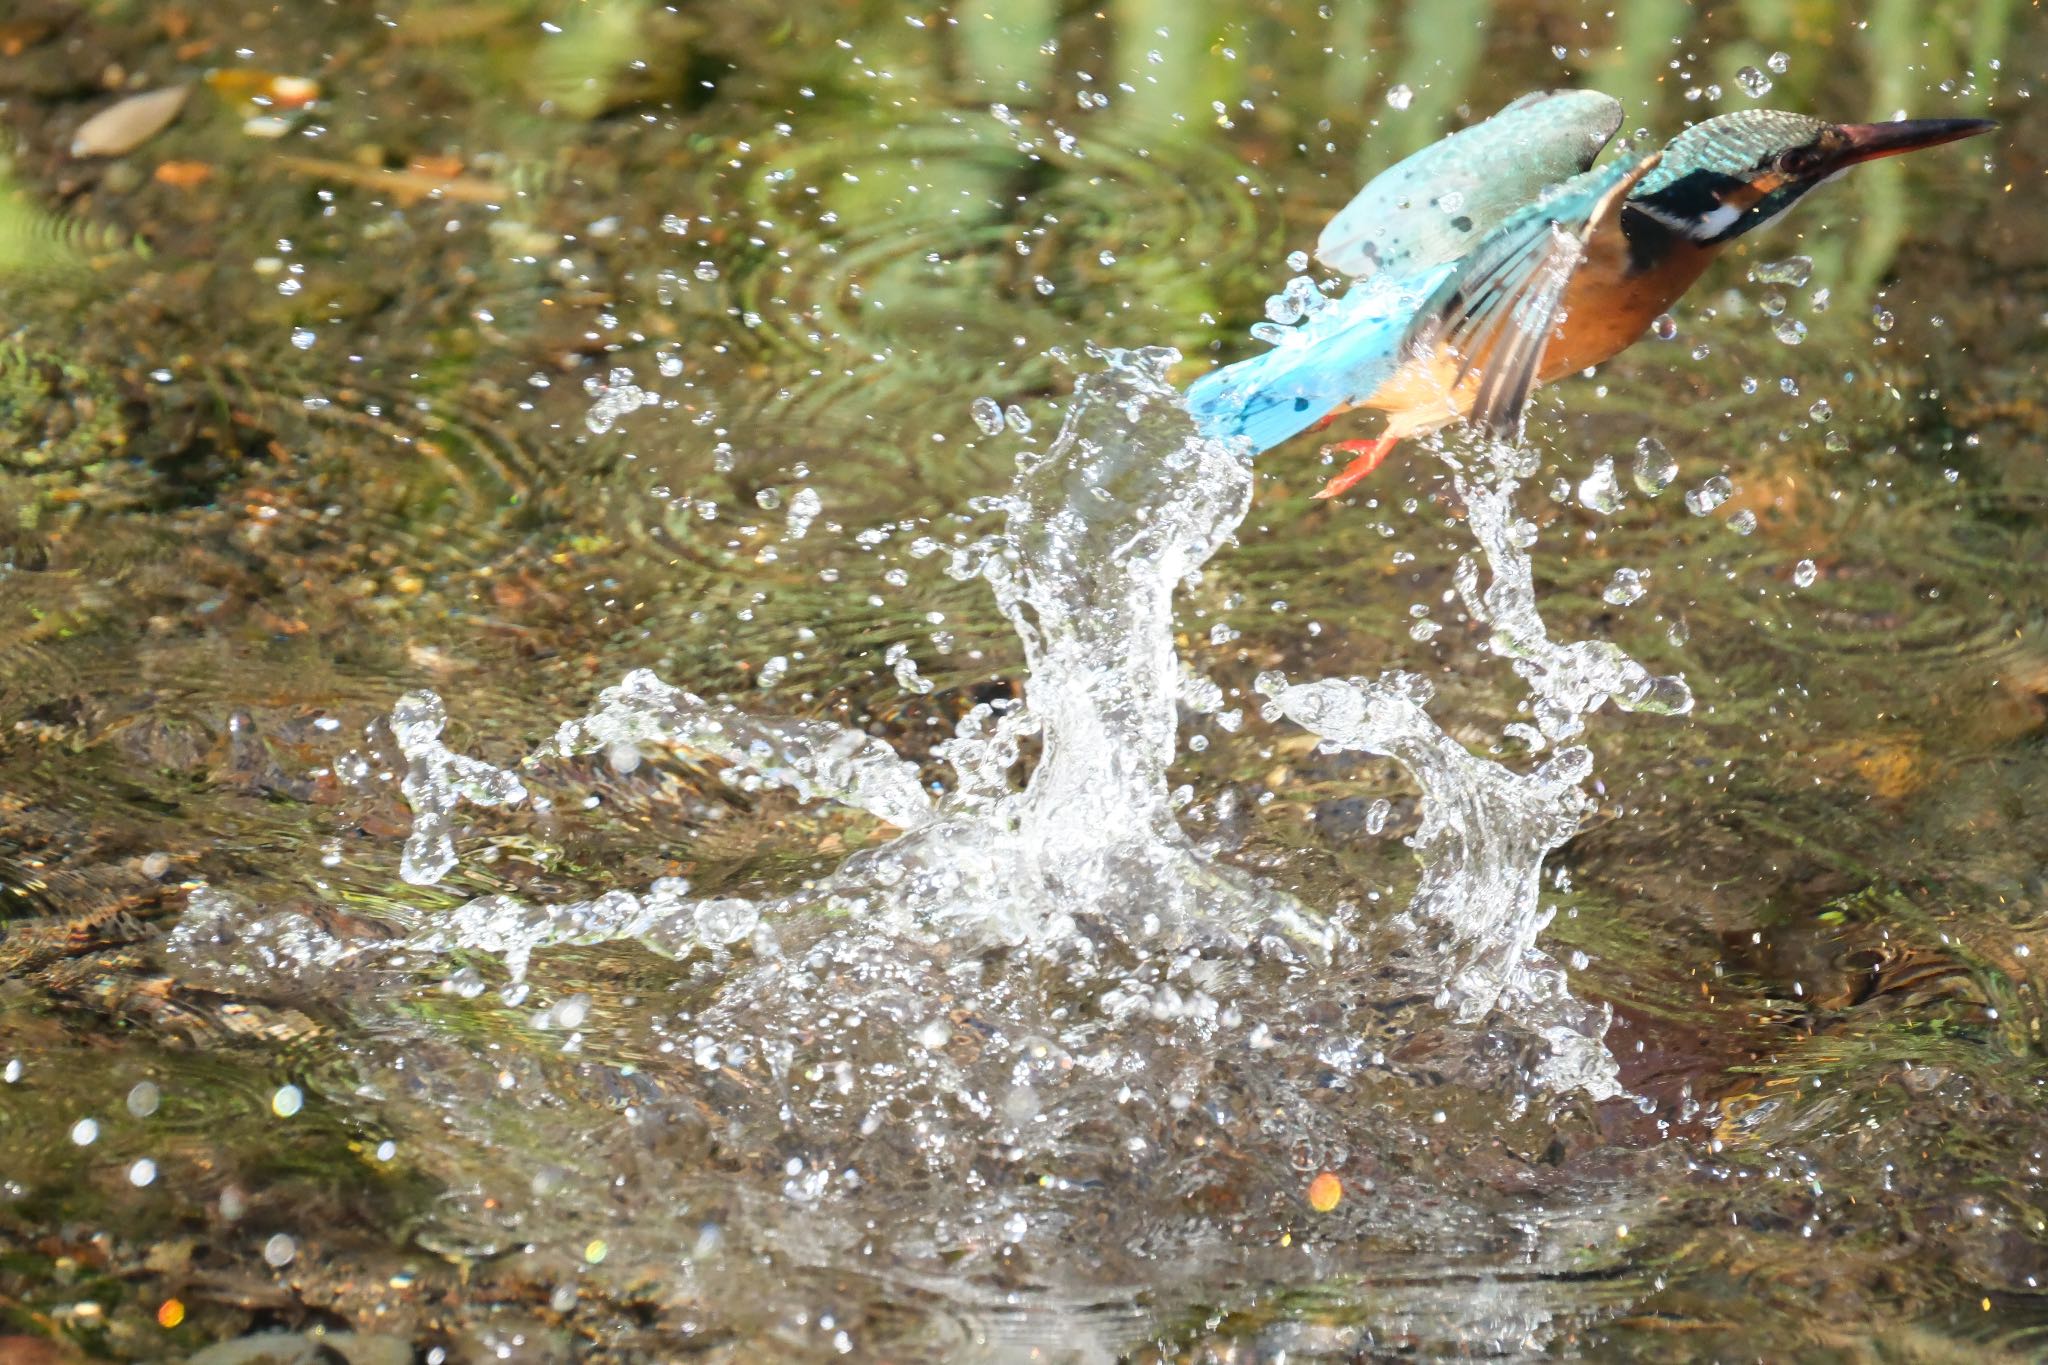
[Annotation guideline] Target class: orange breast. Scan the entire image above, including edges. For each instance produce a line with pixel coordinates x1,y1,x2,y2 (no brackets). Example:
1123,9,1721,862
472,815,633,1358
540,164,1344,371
1358,235,1718,435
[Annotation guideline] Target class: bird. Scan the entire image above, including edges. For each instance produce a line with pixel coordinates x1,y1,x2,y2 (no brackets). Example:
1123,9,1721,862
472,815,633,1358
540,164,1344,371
1183,91,1996,500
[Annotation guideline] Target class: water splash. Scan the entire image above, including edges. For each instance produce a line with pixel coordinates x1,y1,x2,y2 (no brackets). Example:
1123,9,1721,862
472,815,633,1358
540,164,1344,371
369,356,1692,1102
379,348,1325,981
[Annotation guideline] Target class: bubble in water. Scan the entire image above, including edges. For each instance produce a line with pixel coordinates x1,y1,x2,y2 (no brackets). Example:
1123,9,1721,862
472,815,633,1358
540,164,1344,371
1386,83,1414,110
754,487,782,510
1632,437,1677,496
1727,509,1758,535
2,1060,19,1084
70,1118,98,1146
1032,275,1054,295
1651,314,1678,341
756,656,788,689
271,1084,303,1118
1285,249,1310,272
969,396,1004,435
1872,307,1896,333
1576,457,1626,514
1767,50,1790,74
1735,66,1772,98
1003,404,1032,434
290,327,316,350
263,1233,296,1267
1825,431,1851,453
1774,319,1807,346
1685,475,1735,516
128,1158,157,1187
1808,399,1832,422
693,261,719,281
916,1019,952,1049
1750,256,1813,288
1761,292,1787,317
1602,568,1646,606
1793,558,1819,588
126,1080,160,1118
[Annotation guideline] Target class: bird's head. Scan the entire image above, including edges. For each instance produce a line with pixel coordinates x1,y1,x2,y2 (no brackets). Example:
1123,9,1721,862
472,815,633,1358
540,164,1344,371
1628,109,1996,246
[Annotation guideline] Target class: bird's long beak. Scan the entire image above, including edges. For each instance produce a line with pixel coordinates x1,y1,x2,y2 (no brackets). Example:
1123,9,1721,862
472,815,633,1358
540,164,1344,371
1831,117,1998,169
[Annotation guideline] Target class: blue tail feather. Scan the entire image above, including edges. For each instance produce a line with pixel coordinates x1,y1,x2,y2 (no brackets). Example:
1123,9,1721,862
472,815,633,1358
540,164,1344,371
1183,264,1453,456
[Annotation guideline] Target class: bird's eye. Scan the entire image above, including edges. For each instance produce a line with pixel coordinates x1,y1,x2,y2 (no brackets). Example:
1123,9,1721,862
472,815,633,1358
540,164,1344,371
1776,147,1819,177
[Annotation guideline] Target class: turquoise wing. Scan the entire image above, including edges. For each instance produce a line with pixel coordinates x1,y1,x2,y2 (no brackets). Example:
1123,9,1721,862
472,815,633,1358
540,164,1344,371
1315,89,1625,281
1402,148,1662,438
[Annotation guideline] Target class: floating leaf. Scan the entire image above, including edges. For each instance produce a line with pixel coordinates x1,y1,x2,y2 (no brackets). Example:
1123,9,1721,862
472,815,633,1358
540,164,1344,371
70,85,191,158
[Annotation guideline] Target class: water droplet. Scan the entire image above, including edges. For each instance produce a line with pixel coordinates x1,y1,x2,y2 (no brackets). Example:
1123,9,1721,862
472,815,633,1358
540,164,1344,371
553,993,591,1030
756,656,788,689
70,1118,99,1146
1773,318,1807,346
1602,568,1646,606
3,1059,21,1084
1735,66,1772,99
1685,475,1735,516
1793,559,1819,588
1285,249,1310,272
969,396,1004,435
1750,255,1812,288
1651,314,1678,341
128,1158,157,1187
126,1081,160,1118
1032,275,1054,295
1365,798,1392,835
1761,292,1788,317
1003,403,1032,434
290,327,316,350
917,1019,952,1049
1577,457,1626,514
1728,509,1758,535
1408,619,1442,642
1097,249,1116,266
693,261,719,281
1808,399,1832,422
1825,431,1851,453
1872,306,1896,333
1632,438,1677,496
695,898,759,944
271,1084,303,1118
1767,51,1791,74
754,487,782,510
263,1233,296,1267
1386,83,1414,110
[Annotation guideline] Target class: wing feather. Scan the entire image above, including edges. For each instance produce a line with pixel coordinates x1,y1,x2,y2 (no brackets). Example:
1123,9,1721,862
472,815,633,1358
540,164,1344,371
1404,149,1662,439
1316,90,1623,280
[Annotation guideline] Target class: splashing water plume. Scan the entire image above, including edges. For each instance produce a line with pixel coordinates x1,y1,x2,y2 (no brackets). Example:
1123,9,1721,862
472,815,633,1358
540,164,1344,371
165,347,1699,1339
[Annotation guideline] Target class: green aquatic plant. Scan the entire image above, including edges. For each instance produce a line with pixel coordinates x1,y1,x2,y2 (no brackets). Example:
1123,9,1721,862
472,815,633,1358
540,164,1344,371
0,144,141,282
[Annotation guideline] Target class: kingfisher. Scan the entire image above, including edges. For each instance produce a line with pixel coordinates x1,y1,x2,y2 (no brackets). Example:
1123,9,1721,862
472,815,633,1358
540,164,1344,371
1185,91,1995,499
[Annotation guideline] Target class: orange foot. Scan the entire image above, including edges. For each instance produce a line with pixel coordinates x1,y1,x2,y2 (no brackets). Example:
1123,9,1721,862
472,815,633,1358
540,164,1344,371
1312,436,1401,501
